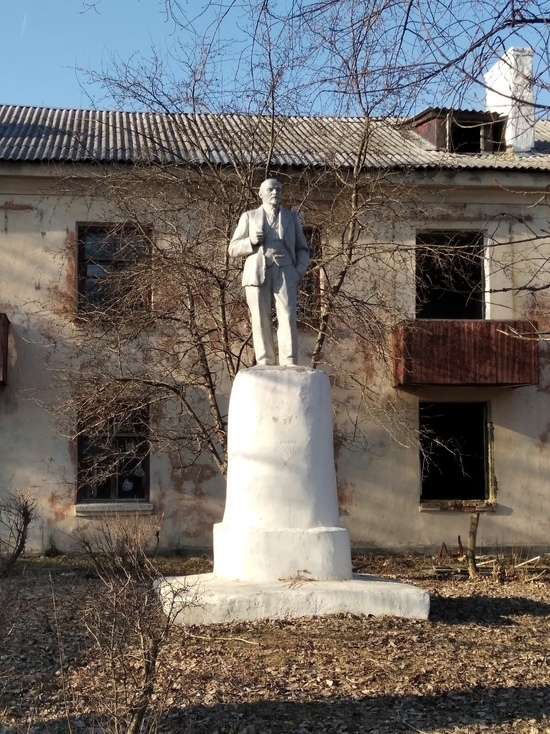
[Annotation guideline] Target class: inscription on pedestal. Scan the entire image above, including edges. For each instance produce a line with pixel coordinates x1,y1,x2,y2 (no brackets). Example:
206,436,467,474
278,439,298,456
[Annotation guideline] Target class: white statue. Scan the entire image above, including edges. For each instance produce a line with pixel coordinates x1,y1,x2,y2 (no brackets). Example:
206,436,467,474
229,178,310,365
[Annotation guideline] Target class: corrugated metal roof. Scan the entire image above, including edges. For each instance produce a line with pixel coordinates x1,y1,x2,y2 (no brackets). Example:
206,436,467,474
1,104,550,171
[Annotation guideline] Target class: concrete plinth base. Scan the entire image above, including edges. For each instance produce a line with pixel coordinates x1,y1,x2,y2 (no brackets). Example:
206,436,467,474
158,366,429,624
157,573,430,624
218,367,353,583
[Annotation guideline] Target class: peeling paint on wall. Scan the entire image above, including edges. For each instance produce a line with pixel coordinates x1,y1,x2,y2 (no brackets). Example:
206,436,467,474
0,201,34,211
337,479,355,517
47,490,74,525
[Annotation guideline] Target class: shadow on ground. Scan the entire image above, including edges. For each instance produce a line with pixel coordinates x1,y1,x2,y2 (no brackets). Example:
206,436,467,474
26,683,550,733
429,594,550,625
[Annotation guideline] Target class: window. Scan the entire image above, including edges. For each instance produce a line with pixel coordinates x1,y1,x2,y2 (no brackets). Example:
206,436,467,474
410,108,506,154
77,410,150,503
416,231,484,319
449,117,506,154
450,120,482,154
420,402,492,504
77,224,149,313
0,313,9,386
298,226,322,326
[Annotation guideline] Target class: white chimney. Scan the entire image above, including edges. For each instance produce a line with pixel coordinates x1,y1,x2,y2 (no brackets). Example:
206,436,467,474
485,47,535,153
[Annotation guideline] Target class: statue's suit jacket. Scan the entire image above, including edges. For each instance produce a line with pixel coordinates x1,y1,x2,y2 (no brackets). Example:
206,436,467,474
229,206,310,286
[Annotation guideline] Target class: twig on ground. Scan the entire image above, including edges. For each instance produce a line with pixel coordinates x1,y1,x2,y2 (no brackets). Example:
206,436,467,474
515,556,541,568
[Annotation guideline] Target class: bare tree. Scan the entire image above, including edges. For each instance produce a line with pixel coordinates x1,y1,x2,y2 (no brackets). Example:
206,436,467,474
54,0,550,498
47,115,420,494
159,0,550,115
0,491,35,576
73,516,197,733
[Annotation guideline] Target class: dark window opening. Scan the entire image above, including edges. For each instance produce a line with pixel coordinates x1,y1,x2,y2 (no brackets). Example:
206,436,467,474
77,224,150,313
0,314,9,386
409,108,506,153
420,402,488,502
298,226,322,326
416,231,484,319
483,119,506,153
77,410,150,503
450,121,483,154
449,119,505,154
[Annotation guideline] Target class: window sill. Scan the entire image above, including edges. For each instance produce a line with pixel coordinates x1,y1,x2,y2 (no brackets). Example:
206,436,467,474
419,500,496,513
74,502,154,517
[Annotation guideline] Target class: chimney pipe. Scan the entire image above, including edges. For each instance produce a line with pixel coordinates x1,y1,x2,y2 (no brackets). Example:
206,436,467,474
485,47,535,153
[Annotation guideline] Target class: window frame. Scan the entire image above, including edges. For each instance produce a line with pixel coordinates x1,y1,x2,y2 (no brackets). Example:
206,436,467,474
415,230,486,320
0,313,9,386
449,116,506,154
409,109,506,154
76,409,150,504
76,223,151,314
418,400,497,512
297,226,322,327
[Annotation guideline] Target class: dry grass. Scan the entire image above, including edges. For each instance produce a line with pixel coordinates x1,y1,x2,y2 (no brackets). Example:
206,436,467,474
0,553,549,734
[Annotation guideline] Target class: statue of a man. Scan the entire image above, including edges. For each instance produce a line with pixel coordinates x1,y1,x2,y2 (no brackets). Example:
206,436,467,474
229,179,310,366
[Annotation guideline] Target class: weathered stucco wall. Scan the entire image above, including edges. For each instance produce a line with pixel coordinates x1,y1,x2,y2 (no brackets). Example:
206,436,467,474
0,166,548,554
0,170,229,553
329,173,550,552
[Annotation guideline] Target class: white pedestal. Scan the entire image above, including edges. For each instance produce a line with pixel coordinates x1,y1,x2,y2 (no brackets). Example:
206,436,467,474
159,366,430,623
214,366,352,581
158,574,431,624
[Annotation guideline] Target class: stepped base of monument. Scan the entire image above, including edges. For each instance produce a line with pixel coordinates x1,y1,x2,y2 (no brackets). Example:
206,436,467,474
157,573,430,624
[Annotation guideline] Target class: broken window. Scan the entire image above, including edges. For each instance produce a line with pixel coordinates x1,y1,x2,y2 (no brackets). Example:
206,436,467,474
77,224,150,313
450,118,506,154
77,409,150,503
450,120,483,154
419,402,490,502
297,226,322,326
410,108,506,153
416,231,484,319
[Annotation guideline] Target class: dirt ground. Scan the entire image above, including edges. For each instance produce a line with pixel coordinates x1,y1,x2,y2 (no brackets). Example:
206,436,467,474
0,553,549,734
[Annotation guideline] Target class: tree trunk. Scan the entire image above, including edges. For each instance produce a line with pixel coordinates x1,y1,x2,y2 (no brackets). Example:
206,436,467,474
467,512,480,579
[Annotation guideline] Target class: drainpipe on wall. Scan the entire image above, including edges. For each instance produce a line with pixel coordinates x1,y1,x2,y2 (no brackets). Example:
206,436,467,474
485,47,535,153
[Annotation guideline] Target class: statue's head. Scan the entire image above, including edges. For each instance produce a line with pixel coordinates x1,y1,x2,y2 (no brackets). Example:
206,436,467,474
259,178,282,208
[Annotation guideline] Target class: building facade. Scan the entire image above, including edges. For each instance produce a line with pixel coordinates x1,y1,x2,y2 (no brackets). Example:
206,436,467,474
1,55,549,554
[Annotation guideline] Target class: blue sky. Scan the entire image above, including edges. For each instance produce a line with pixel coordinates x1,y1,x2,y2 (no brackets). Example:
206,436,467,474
2,1,549,115
1,1,174,109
